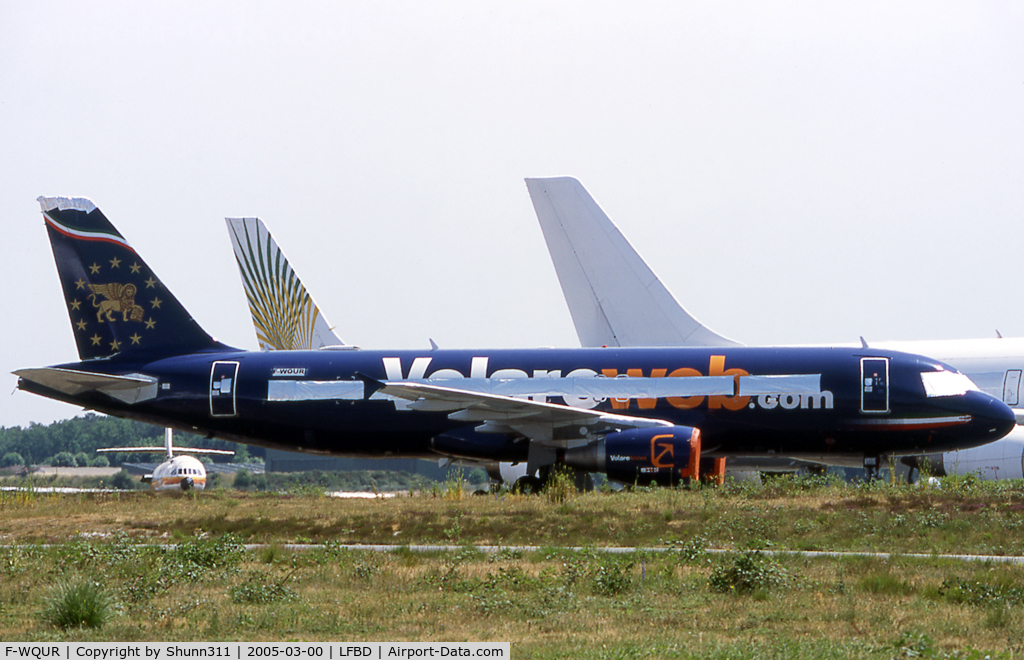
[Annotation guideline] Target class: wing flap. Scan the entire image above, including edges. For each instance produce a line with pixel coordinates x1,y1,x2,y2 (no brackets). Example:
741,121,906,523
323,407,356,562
393,375,735,400
379,380,674,445
738,374,822,396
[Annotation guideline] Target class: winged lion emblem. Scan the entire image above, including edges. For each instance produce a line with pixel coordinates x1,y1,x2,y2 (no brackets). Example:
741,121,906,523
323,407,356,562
88,282,145,322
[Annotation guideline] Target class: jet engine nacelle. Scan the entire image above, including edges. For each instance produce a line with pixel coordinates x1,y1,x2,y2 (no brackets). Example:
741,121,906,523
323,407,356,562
563,426,701,486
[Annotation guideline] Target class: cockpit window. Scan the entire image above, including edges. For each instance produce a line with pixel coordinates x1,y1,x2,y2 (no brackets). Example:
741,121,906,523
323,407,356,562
921,370,979,397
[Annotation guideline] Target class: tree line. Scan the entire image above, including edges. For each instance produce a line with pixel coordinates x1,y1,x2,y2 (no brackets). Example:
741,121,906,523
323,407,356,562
0,414,261,468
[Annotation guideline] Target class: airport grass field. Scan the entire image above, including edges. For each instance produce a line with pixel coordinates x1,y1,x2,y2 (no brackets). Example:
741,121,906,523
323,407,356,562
3,476,1024,658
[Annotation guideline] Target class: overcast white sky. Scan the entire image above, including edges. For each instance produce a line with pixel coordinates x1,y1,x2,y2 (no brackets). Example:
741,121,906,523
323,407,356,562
2,1,1022,429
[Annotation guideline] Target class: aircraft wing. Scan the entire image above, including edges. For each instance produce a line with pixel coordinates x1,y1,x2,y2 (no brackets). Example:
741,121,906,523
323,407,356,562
379,372,823,447
14,367,158,404
383,373,821,406
379,380,674,445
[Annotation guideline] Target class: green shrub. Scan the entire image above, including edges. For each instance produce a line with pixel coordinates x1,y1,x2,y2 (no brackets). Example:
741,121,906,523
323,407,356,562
172,533,247,569
469,580,517,617
49,452,78,467
40,580,114,629
351,556,381,580
234,468,251,489
669,534,710,564
230,581,298,604
937,576,1024,608
591,555,634,596
709,551,790,595
1,452,24,467
109,470,138,490
858,572,914,596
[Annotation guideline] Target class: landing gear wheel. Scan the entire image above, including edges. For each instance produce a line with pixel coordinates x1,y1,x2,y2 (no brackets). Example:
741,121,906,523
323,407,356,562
513,476,544,495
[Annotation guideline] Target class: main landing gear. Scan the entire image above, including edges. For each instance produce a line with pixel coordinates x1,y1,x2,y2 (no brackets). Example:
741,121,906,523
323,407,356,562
511,467,594,494
512,475,544,494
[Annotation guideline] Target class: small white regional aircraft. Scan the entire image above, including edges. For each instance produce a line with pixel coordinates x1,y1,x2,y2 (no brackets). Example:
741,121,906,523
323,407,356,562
99,428,234,491
527,176,1024,480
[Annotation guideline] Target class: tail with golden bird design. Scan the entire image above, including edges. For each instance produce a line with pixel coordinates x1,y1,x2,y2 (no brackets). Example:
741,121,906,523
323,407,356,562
226,216,344,351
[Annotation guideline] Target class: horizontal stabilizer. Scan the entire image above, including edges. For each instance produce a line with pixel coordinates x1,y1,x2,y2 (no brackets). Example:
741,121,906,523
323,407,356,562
97,447,234,455
14,367,157,404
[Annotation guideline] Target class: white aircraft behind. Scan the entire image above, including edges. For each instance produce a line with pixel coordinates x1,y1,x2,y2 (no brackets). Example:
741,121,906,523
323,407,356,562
98,428,234,491
527,176,1024,480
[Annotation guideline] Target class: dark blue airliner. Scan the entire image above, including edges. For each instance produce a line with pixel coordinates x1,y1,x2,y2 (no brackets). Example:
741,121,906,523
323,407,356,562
14,197,1016,488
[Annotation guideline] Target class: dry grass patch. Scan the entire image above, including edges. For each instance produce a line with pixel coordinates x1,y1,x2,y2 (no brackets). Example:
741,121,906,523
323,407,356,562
0,534,1022,655
2,480,1024,655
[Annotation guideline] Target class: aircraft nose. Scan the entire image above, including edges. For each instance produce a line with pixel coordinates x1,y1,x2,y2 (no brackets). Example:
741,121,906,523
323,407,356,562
963,390,1017,443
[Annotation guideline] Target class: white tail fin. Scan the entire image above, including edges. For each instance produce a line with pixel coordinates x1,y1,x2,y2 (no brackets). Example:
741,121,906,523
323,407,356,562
226,217,344,351
526,177,740,348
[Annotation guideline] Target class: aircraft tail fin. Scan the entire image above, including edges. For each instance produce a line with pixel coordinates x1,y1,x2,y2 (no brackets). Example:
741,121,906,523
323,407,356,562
226,217,344,351
38,196,228,361
525,177,740,348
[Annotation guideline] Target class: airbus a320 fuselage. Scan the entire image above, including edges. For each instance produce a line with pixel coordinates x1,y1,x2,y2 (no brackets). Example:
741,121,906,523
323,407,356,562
14,197,1016,486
